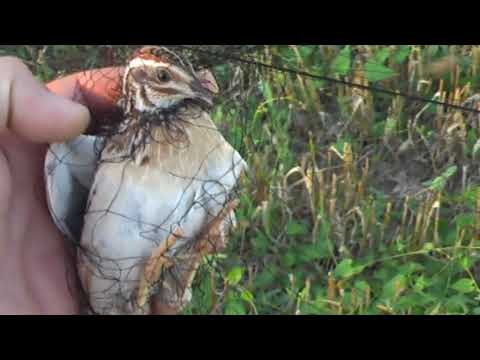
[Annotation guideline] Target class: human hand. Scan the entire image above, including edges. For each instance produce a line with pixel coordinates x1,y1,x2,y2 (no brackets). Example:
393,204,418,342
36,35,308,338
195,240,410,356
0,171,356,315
0,56,122,314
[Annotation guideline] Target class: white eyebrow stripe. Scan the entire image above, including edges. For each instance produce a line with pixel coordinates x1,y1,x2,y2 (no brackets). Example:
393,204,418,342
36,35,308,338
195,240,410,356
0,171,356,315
128,58,170,68
123,58,167,95
128,58,193,81
123,57,195,97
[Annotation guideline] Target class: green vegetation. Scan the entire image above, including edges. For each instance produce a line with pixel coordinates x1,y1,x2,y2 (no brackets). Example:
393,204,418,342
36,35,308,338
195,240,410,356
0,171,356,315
4,45,480,315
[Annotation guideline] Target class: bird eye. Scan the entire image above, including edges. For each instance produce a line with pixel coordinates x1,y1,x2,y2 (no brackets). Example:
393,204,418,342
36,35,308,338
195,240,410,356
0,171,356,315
156,69,171,82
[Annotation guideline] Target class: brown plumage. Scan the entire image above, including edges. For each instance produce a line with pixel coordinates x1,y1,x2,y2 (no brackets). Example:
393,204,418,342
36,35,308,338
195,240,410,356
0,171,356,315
45,46,247,315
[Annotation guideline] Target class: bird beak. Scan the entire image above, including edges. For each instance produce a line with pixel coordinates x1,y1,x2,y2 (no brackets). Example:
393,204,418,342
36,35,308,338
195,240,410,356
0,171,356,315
191,79,214,108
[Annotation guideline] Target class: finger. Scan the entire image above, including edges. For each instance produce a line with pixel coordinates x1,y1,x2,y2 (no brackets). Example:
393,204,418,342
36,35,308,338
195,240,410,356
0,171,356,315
47,67,125,135
47,67,125,114
0,57,91,143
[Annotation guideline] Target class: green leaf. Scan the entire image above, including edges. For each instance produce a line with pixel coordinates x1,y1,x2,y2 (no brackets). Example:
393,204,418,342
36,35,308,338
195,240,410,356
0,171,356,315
334,259,365,280
445,294,471,313
460,256,473,270
334,259,353,278
455,214,475,230
383,274,407,300
254,268,277,289
286,220,309,237
374,48,391,64
227,267,244,286
295,241,331,263
428,45,440,58
456,187,480,209
384,117,398,137
443,165,458,178
423,166,458,191
331,46,351,76
365,62,397,82
414,275,428,292
422,242,435,252
189,271,214,314
300,302,328,315
253,231,269,255
241,290,255,304
354,280,371,293
282,252,297,268
451,278,476,294
394,46,411,64
262,82,274,103
225,300,247,315
373,121,386,138
468,132,478,156
428,303,442,315
398,262,424,276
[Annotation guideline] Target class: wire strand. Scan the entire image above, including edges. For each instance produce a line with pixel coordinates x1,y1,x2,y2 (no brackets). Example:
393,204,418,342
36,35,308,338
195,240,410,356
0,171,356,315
177,45,480,115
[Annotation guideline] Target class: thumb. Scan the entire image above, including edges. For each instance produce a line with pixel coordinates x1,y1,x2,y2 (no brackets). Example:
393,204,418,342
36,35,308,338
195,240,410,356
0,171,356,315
0,57,90,143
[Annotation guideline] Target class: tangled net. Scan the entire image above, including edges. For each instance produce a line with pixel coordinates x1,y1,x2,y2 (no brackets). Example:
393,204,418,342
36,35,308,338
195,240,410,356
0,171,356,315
45,45,258,314
11,45,480,314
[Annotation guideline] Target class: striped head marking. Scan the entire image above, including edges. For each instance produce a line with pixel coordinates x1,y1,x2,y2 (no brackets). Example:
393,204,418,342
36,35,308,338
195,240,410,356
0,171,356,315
122,46,219,113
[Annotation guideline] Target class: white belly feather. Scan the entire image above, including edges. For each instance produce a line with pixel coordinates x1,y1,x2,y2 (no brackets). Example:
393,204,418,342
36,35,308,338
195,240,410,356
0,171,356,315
79,132,246,314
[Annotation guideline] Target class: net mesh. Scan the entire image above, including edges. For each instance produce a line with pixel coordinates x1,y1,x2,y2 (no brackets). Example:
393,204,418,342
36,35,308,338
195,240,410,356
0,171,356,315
3,45,480,314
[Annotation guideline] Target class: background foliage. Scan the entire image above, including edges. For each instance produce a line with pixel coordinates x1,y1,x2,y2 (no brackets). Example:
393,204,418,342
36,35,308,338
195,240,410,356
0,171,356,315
3,45,480,315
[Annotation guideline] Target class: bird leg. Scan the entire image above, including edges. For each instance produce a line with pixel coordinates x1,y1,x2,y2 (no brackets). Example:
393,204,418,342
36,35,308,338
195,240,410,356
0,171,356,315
150,200,240,315
136,229,183,310
138,200,240,315
195,199,240,255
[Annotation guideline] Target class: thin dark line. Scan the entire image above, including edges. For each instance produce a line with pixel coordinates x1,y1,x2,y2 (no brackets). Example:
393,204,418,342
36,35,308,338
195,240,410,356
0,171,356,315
178,45,480,115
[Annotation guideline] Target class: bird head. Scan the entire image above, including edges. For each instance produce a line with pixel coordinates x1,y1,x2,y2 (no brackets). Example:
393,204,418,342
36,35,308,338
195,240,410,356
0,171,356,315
122,46,219,114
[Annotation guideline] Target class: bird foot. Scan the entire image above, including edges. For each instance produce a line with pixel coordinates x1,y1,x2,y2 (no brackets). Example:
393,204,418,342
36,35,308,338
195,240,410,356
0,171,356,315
137,229,183,310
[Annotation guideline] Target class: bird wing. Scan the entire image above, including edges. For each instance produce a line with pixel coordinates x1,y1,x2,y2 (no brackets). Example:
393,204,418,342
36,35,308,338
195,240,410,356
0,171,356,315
154,140,248,311
200,143,247,230
45,135,103,243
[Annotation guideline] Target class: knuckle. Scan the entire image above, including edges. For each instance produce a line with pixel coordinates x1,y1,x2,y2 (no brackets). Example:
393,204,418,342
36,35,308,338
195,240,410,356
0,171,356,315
0,56,33,132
